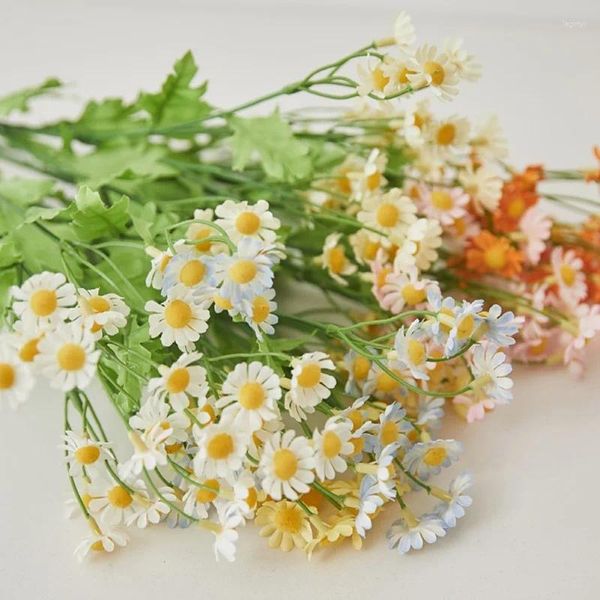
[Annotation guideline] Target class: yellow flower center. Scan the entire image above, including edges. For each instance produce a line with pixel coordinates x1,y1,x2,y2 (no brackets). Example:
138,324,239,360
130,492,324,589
348,409,363,430
296,363,321,388
375,371,398,393
372,66,390,91
484,246,508,270
91,541,105,552
407,338,426,365
401,284,426,305
166,367,190,393
57,343,86,371
88,296,110,313
560,264,576,287
431,190,453,211
235,211,261,235
507,197,526,219
228,259,257,284
213,294,233,311
529,337,548,356
352,356,370,381
322,431,342,459
376,202,399,228
423,446,447,467
74,445,100,465
29,289,57,317
179,260,206,287
328,246,347,274
159,254,172,272
246,487,258,509
164,299,193,328
380,420,399,446
456,314,475,339
273,449,298,480
424,61,446,86
196,479,220,503
206,433,234,460
107,485,133,509
251,296,270,323
191,227,213,253
0,363,16,389
19,337,41,362
274,504,303,533
398,66,415,85
436,123,456,146
350,436,364,455
239,382,265,410
363,240,381,261
366,171,382,191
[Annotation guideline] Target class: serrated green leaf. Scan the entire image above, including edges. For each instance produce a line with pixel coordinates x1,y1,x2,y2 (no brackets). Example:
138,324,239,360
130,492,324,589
228,113,312,182
0,236,20,268
72,186,130,242
137,51,211,132
0,177,55,207
0,78,61,117
72,98,144,138
0,266,18,327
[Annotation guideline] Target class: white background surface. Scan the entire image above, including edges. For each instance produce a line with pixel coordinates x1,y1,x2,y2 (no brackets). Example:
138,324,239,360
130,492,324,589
1,1,600,599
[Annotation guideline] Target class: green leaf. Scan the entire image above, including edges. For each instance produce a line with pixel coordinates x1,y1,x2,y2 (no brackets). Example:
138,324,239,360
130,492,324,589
0,78,61,117
228,113,312,182
137,51,211,131
0,177,55,207
70,98,145,139
0,236,20,268
0,266,18,327
71,186,130,242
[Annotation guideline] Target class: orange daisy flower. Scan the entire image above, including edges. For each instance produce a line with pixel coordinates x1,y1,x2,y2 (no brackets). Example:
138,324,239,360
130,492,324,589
466,231,523,277
493,178,538,233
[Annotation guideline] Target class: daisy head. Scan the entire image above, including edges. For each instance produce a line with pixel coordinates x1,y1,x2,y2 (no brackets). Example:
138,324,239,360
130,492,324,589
161,251,217,299
356,58,392,98
458,163,503,212
402,99,434,148
402,439,462,479
11,271,76,327
193,415,249,483
316,233,357,285
185,208,223,255
148,351,209,412
237,287,278,339
551,247,587,307
380,265,439,314
0,343,34,409
393,11,416,49
312,417,354,481
407,44,459,100
394,319,431,380
255,500,313,552
146,284,211,352
215,199,280,244
349,229,389,266
258,430,315,501
470,343,513,404
443,37,481,83
429,115,470,154
420,185,469,226
7,319,45,365
394,217,443,272
518,208,551,266
216,361,281,432
387,513,447,554
62,430,111,477
347,148,388,201
88,477,144,525
74,525,128,562
36,322,99,391
70,288,130,338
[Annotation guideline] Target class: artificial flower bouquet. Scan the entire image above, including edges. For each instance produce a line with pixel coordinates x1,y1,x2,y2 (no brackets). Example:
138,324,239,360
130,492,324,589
0,12,598,561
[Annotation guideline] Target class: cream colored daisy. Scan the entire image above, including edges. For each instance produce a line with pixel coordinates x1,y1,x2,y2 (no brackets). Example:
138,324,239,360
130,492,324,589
393,11,416,49
356,58,392,98
315,233,357,285
444,37,481,82
0,343,34,409
182,478,221,519
146,284,210,352
312,417,354,481
470,115,508,160
147,351,208,411
458,163,503,212
62,430,111,477
215,199,280,244
348,149,388,202
419,185,469,226
185,208,224,255
11,271,76,327
192,415,249,482
88,477,144,525
349,229,389,265
70,288,130,338
402,99,434,148
74,525,128,562
36,322,99,391
429,115,470,155
8,319,45,365
161,251,217,299
357,188,417,245
407,44,459,100
380,54,417,97
380,265,439,314
258,430,315,500
216,361,281,432
255,500,313,552
394,218,443,271
285,352,336,421
145,242,185,290
238,287,278,339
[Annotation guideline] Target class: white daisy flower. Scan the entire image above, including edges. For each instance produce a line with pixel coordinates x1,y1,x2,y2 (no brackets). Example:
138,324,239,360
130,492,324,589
375,442,402,499
394,319,430,380
36,323,99,391
285,351,336,421
0,343,34,409
70,288,130,338
445,299,484,355
217,361,281,432
8,319,45,365
407,44,459,100
355,474,384,538
11,271,76,327
230,470,259,517
215,199,280,244
356,58,392,98
145,242,185,290
185,208,225,255
394,218,442,271
213,501,245,562
62,430,110,477
237,287,278,339
74,526,128,562
519,208,551,265
129,395,190,446
393,11,416,49
161,251,217,298
147,351,208,411
470,115,507,160
357,188,418,245
402,99,434,148
312,417,354,481
348,149,388,201
258,430,315,501
214,237,275,307
436,472,473,528
121,427,170,477
551,247,587,307
479,304,521,347
349,229,390,266
193,416,249,483
416,396,445,428
315,232,357,285
402,439,462,479
126,486,173,529
380,265,439,314
420,185,469,226
387,514,447,554
366,403,410,453
458,163,503,212
183,478,221,519
443,37,481,82
146,284,211,352
89,477,147,525
470,344,513,403
429,115,470,155
343,351,371,394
